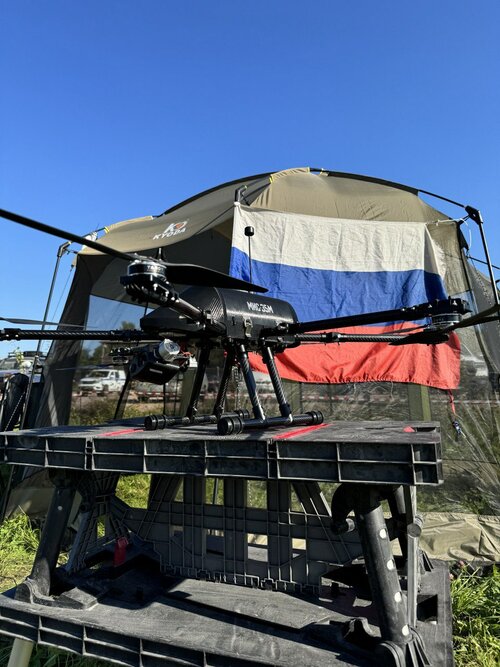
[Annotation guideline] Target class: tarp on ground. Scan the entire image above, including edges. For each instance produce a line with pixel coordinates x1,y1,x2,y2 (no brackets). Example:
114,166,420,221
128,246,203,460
6,167,499,560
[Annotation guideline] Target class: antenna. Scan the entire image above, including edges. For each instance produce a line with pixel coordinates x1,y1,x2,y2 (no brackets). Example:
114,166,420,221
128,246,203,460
244,225,255,288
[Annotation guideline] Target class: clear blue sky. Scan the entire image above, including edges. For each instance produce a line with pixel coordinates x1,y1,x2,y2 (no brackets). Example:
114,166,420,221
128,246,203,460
1,1,499,355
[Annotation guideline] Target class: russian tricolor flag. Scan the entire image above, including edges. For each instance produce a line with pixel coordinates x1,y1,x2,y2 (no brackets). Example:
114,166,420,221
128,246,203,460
229,204,460,390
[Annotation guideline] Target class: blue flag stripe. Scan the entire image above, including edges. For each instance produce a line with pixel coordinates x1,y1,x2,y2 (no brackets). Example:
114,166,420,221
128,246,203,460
230,247,447,322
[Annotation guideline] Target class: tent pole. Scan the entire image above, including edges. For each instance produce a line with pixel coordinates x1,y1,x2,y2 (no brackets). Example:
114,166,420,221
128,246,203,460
407,384,432,422
20,241,71,429
465,207,500,307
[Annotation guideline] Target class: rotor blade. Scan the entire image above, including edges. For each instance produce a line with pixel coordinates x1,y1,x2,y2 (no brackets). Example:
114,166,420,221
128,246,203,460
0,208,132,261
390,305,500,346
55,363,128,372
0,316,83,327
442,304,500,331
0,208,267,292
164,264,267,292
389,331,451,346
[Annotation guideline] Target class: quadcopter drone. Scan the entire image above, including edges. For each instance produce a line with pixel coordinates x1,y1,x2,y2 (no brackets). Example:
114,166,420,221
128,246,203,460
1,208,499,435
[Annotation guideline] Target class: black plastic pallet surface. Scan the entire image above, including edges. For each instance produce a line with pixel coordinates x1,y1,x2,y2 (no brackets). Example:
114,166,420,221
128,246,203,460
0,559,453,667
1,420,443,485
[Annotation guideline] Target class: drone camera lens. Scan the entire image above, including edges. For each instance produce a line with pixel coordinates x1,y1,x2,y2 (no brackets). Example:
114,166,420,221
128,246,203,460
156,339,181,362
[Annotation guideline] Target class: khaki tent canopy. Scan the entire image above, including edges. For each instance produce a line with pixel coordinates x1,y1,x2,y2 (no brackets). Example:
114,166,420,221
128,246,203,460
15,168,500,560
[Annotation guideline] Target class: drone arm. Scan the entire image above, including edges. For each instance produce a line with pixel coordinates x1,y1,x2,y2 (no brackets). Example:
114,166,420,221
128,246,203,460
287,298,469,335
169,296,206,323
0,328,155,342
295,332,418,344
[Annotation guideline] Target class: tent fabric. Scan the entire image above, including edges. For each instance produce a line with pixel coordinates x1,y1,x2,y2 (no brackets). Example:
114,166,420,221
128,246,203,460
79,168,448,257
252,169,446,222
80,176,269,255
230,205,462,389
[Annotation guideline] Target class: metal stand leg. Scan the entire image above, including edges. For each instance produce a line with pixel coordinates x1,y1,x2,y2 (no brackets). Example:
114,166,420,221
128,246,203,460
353,487,410,646
16,471,80,601
144,345,250,430
330,483,431,666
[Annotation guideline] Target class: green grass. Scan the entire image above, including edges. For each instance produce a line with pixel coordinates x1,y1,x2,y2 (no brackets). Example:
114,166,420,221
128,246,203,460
0,514,108,666
451,564,500,667
0,512,40,591
0,503,498,666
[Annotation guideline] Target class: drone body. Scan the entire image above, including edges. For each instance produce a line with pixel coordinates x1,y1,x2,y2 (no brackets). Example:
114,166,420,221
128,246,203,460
141,286,298,349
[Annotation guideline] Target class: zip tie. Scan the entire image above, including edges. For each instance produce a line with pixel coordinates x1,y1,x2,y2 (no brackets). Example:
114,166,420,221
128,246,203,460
447,390,462,437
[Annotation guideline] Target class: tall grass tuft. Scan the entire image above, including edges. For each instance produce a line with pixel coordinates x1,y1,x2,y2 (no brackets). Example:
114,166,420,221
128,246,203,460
451,565,500,667
0,511,39,590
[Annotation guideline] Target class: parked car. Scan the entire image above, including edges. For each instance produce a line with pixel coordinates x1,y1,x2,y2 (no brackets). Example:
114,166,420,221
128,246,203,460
135,381,165,402
0,352,45,391
77,369,127,395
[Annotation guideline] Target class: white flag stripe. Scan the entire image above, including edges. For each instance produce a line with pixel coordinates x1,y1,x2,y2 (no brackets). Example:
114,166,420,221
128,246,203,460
233,204,451,278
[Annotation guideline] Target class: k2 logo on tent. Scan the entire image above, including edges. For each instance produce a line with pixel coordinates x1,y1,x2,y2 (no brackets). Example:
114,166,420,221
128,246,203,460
153,221,188,240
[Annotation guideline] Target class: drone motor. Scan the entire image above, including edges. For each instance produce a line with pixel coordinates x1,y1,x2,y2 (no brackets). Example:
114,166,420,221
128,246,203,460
428,297,470,329
121,259,177,304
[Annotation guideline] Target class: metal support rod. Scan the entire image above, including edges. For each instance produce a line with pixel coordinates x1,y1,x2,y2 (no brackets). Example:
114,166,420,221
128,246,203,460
213,347,236,418
296,332,411,344
7,638,34,667
186,346,211,420
289,298,469,335
404,486,421,628
236,343,266,421
169,295,207,324
145,413,217,430
387,486,408,559
217,410,322,435
20,241,70,429
466,207,500,307
260,344,292,419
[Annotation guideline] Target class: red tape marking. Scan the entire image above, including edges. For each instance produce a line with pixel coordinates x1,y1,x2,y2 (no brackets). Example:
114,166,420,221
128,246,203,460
101,427,143,437
273,423,329,440
113,536,129,567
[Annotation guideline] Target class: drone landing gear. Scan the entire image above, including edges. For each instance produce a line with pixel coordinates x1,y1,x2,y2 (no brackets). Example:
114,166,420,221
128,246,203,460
217,343,323,435
144,341,324,434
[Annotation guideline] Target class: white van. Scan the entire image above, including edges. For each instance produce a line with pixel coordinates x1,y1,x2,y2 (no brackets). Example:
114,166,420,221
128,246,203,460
78,369,127,395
